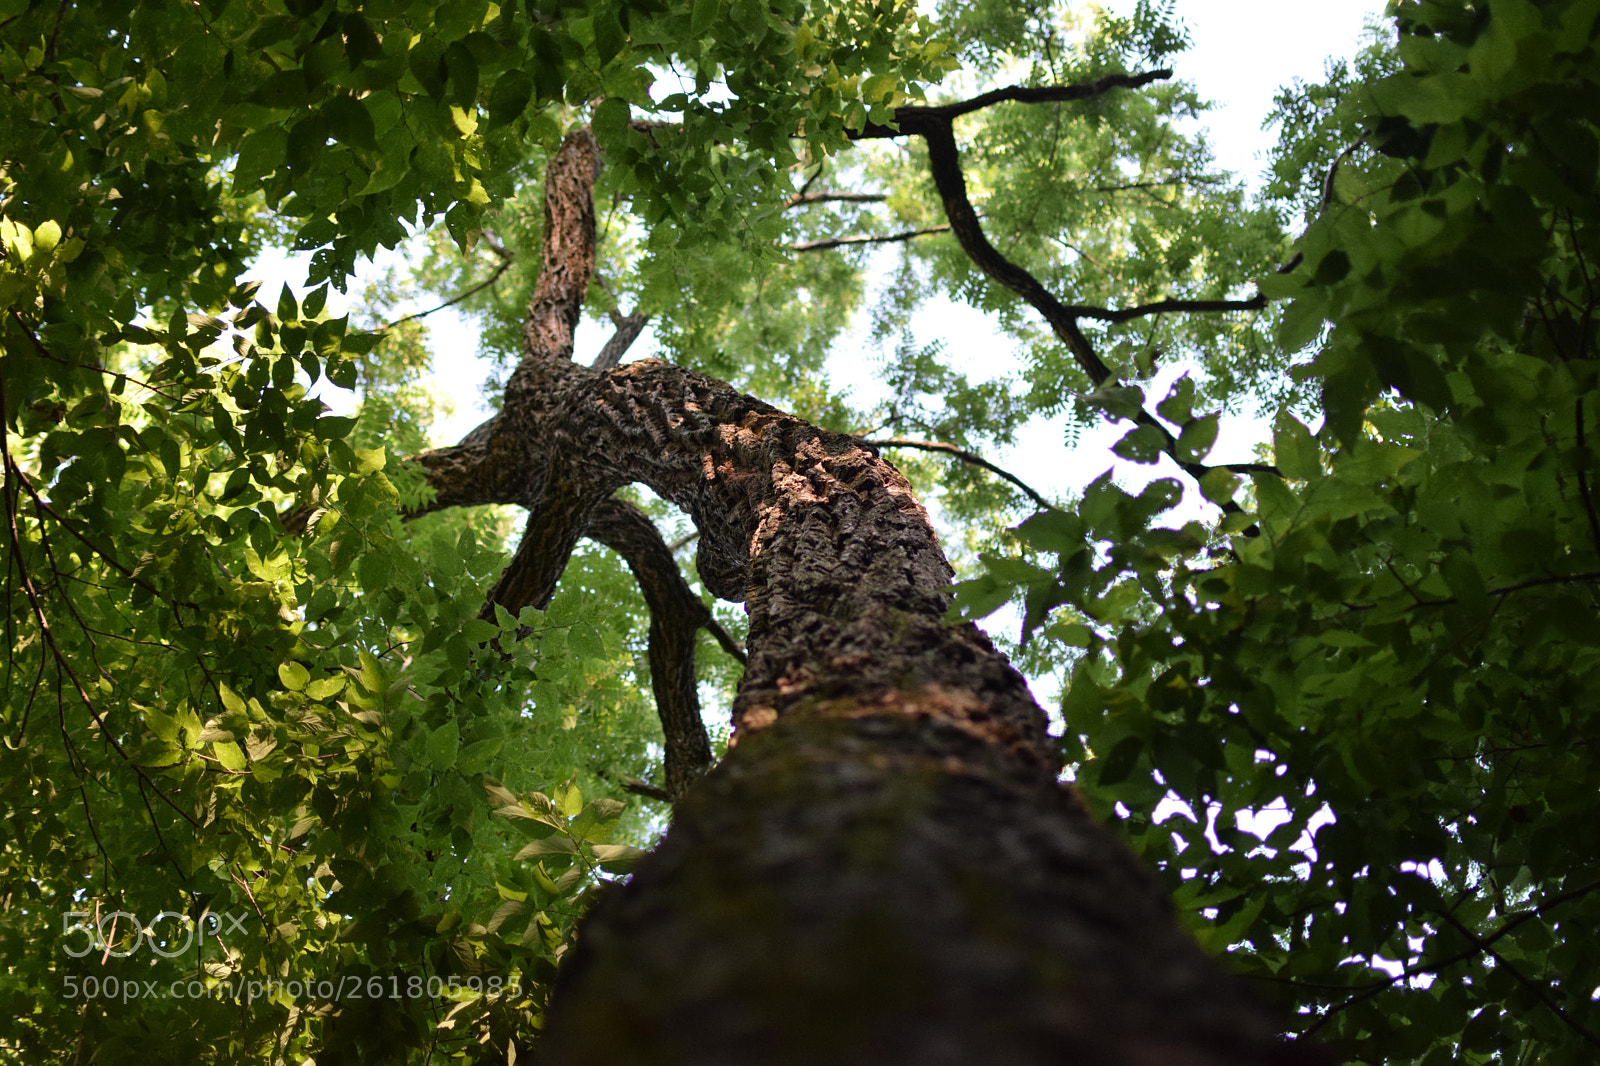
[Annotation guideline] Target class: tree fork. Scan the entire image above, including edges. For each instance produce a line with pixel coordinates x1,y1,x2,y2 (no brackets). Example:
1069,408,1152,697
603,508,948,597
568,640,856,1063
411,129,1318,1065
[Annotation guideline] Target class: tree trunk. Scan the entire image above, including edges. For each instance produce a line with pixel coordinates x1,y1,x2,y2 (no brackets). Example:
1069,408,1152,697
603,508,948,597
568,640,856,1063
526,364,1305,1065
413,131,1318,1066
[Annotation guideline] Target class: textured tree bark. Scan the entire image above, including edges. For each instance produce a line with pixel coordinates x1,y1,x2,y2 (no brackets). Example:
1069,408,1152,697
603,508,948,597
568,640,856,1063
412,130,1320,1065
523,363,1308,1065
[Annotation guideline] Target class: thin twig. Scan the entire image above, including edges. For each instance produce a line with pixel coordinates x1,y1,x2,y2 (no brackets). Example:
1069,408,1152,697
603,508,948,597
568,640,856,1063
1303,875,1600,1037
1435,909,1600,1052
866,437,1052,510
620,776,672,802
379,257,514,332
784,191,889,209
1067,294,1267,324
790,225,951,252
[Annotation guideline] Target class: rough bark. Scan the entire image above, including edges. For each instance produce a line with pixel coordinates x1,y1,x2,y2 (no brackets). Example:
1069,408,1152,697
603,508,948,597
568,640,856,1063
585,497,716,800
409,129,1321,1065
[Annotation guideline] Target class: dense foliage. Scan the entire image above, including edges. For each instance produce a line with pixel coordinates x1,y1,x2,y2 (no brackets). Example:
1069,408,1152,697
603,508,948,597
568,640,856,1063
2,0,1596,1062
987,2,1600,1062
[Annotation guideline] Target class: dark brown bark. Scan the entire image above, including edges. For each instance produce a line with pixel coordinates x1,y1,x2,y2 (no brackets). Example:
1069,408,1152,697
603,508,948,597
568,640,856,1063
410,128,1319,1065
585,497,715,800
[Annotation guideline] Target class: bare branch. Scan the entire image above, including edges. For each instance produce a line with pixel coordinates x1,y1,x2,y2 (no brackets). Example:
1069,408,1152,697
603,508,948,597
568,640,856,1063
790,225,951,253
784,191,889,209
379,256,513,333
856,69,1175,133
593,311,650,370
620,776,672,802
845,73,1264,522
867,438,1053,510
1068,294,1268,324
523,128,601,360
586,498,717,800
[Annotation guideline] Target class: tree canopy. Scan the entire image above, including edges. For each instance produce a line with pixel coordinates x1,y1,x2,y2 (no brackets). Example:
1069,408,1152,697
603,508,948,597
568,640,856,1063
3,0,1599,1063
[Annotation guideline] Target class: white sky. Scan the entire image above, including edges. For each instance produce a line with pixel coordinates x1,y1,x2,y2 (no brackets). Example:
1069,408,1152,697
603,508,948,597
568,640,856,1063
829,0,1391,524
259,1,1392,499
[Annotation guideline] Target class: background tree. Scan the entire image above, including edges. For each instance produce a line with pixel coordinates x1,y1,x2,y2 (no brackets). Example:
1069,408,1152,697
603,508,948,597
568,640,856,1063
1011,2,1600,1063
5,0,1595,1062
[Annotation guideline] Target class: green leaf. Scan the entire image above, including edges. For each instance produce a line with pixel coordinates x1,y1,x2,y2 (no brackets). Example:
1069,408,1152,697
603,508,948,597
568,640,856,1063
1048,622,1096,648
1096,736,1143,787
1198,468,1241,507
461,618,500,643
306,676,345,700
691,0,719,37
458,737,503,775
593,9,625,64
1273,414,1320,480
1440,551,1489,617
357,648,385,694
593,96,631,142
322,95,377,150
488,69,534,126
219,683,247,717
1084,384,1145,422
1112,424,1165,464
441,41,480,107
515,836,576,860
278,661,310,691
33,219,61,254
568,622,606,661
214,741,247,772
591,843,648,871
276,285,299,323
143,706,181,744
1014,508,1085,556
1175,414,1219,464
950,573,1012,621
426,720,460,770
1156,375,1195,424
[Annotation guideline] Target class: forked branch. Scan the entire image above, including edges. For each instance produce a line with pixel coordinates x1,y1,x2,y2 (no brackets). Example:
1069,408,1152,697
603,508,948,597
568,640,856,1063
852,70,1272,515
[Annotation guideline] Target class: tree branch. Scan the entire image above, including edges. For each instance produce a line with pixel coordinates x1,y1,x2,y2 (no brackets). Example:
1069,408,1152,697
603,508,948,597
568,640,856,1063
784,191,889,209
522,128,601,361
790,225,951,252
866,438,1052,510
406,129,739,803
1303,875,1600,1039
849,73,1263,521
592,311,650,370
619,776,672,802
378,256,513,333
587,497,717,800
856,69,1175,133
1067,294,1268,324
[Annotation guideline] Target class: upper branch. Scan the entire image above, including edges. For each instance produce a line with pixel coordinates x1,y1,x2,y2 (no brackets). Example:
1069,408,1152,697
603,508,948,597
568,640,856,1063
784,191,889,209
523,129,602,361
857,69,1174,133
790,225,951,253
593,311,650,371
1068,294,1268,324
849,70,1264,516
